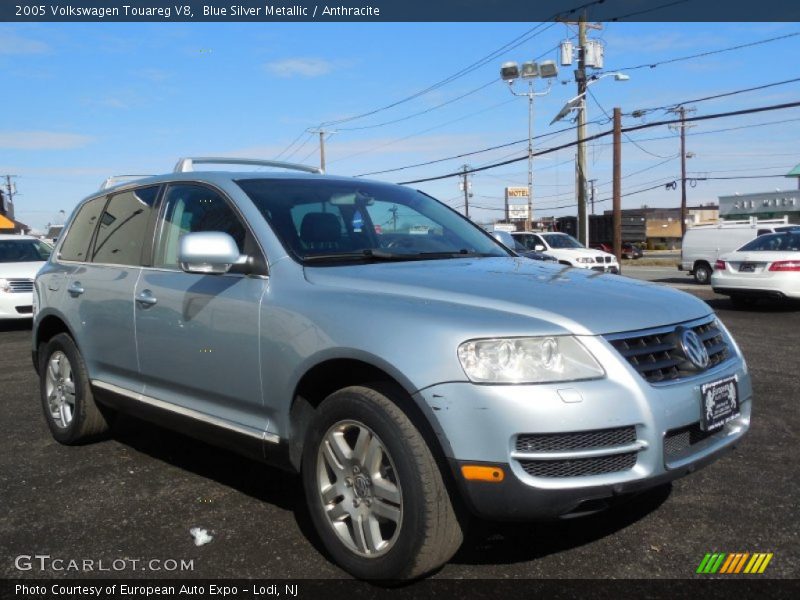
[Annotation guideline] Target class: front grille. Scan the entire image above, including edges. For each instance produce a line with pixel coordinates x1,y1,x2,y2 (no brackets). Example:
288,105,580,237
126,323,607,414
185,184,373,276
607,318,730,384
516,426,636,453
519,453,637,478
6,278,33,293
664,423,716,458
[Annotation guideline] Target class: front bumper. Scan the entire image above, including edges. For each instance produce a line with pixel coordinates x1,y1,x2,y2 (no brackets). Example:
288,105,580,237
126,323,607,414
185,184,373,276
415,334,751,521
0,293,34,319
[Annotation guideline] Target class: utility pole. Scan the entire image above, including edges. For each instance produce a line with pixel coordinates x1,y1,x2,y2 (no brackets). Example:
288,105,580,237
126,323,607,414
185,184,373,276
571,13,603,246
2,175,17,218
460,165,471,218
612,107,622,266
588,178,597,215
576,14,588,246
668,106,695,236
308,129,333,172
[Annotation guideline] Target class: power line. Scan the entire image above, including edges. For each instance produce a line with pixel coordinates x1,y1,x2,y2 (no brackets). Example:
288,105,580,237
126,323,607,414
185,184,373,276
335,80,496,132
318,22,560,128
353,118,606,177
282,132,315,162
613,31,800,72
628,76,800,116
328,97,518,165
588,89,677,158
398,99,800,184
273,129,310,161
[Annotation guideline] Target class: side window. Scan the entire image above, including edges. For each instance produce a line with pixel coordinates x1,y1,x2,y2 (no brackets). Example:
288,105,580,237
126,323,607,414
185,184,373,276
154,184,246,269
91,186,159,266
59,196,107,262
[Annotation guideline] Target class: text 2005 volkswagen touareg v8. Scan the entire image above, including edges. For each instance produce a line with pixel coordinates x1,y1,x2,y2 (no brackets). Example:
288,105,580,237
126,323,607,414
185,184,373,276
32,157,750,580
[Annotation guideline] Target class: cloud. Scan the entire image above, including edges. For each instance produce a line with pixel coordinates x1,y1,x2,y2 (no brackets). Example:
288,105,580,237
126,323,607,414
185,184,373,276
264,57,338,78
0,31,49,55
0,131,94,150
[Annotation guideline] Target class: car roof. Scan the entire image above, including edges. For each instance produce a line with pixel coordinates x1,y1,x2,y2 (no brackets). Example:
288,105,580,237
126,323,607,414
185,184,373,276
0,234,37,240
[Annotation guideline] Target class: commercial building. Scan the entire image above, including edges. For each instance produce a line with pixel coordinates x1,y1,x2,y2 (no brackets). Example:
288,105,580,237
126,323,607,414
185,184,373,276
717,163,800,224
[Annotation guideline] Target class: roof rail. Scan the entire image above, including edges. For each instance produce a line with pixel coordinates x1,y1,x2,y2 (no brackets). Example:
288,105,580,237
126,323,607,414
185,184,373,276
173,157,323,175
99,175,154,191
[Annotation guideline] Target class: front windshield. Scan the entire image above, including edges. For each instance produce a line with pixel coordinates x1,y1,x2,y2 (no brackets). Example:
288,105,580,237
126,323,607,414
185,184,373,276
541,233,584,249
738,232,800,252
236,179,510,263
0,239,52,263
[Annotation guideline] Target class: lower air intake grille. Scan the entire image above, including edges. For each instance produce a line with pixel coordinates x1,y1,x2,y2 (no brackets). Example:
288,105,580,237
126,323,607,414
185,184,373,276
664,423,716,458
519,453,637,478
516,426,636,453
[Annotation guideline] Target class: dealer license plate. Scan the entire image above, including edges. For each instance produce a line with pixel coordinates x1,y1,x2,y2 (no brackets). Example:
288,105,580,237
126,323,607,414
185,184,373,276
700,375,740,431
739,263,757,272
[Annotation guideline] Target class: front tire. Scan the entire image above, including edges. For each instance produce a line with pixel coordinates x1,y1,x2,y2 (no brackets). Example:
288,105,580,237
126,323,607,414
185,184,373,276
302,385,462,580
39,333,111,444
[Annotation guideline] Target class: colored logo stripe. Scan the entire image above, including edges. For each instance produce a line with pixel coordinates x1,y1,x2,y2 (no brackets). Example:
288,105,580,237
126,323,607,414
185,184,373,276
698,552,773,574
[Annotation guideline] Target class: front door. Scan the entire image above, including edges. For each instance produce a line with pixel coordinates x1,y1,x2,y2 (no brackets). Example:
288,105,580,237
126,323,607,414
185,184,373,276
134,183,268,434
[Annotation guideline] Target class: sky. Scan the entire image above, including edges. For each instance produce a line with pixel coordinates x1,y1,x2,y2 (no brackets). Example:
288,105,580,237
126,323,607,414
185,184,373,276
1,19,799,231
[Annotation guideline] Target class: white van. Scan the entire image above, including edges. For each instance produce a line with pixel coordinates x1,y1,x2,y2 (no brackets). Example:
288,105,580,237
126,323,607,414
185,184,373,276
679,217,792,283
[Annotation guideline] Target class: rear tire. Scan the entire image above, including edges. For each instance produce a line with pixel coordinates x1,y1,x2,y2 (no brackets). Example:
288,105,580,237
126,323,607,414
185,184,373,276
39,333,111,444
693,262,712,284
301,384,462,580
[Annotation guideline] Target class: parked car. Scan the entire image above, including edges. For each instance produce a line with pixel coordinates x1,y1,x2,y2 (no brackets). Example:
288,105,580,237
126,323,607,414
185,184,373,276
679,218,790,284
622,242,643,260
33,158,751,580
589,242,643,260
513,231,619,273
0,234,52,319
491,230,558,263
711,230,800,306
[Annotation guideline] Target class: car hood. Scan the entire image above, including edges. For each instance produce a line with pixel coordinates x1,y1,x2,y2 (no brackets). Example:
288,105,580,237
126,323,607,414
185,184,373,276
304,257,710,336
0,261,45,279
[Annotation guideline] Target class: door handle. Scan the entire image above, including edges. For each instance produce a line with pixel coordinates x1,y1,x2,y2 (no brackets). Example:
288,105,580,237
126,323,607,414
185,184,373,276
67,282,85,297
136,290,158,307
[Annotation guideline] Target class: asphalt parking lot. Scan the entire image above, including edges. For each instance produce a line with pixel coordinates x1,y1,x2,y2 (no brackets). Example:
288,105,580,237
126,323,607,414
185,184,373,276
1,288,798,580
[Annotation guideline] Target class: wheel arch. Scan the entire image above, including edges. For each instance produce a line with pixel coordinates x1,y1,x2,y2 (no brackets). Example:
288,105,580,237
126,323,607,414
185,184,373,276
32,312,77,374
287,357,457,487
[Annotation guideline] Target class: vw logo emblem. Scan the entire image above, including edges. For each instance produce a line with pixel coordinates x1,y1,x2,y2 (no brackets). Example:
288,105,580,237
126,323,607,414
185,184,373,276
678,327,710,370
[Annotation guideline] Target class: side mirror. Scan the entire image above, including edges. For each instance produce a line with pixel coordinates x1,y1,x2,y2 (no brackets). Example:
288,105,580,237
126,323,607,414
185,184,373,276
178,232,244,275
534,244,545,252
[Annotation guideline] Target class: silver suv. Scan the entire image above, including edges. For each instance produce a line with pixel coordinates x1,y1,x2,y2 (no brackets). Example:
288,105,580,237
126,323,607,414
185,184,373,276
33,158,751,580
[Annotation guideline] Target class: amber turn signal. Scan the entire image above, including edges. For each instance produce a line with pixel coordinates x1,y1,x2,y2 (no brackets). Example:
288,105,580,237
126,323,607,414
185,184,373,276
461,465,505,482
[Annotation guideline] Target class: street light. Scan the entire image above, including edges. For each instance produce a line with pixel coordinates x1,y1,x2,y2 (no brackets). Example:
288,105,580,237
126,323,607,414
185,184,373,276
499,59,558,231
549,71,628,246
550,72,629,125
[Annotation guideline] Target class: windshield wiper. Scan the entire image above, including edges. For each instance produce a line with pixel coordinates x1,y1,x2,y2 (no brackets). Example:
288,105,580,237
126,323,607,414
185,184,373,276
302,249,490,263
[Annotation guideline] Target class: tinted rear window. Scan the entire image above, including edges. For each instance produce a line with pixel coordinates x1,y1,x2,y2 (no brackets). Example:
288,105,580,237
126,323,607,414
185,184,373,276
59,196,107,262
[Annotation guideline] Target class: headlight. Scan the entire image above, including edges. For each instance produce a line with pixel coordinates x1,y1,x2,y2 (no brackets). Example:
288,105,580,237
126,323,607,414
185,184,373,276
576,257,595,263
32,285,40,317
0,278,10,294
457,336,605,384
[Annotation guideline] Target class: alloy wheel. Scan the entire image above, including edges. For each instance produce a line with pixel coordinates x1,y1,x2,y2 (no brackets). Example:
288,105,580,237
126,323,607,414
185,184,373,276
316,420,403,558
45,351,76,428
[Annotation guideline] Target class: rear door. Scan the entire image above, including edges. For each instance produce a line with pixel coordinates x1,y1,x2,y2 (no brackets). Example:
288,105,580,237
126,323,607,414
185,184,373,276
133,183,268,434
59,186,159,391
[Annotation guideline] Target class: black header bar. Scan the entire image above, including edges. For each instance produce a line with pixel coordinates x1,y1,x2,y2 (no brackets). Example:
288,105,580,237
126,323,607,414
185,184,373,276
2,0,800,23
